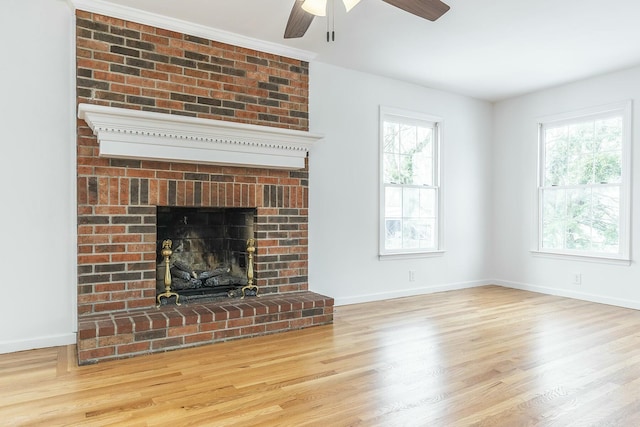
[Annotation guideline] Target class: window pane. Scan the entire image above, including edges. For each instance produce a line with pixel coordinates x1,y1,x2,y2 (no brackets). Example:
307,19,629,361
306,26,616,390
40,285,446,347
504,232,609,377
592,186,620,253
420,188,436,217
385,219,402,250
593,117,623,184
400,124,417,153
417,127,433,147
403,187,419,218
411,144,433,186
566,122,594,185
565,188,591,250
424,219,436,248
384,122,399,153
544,126,568,186
595,117,622,152
542,188,566,250
399,154,413,184
385,186,402,217
593,150,621,184
383,152,400,183
403,219,431,249
413,127,433,185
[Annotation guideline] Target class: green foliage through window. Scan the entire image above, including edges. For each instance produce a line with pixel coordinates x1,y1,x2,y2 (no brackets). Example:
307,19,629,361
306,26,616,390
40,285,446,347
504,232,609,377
540,110,627,256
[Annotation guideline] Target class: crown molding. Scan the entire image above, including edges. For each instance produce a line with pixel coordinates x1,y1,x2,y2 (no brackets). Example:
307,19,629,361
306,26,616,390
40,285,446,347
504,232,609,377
78,104,323,170
69,0,317,62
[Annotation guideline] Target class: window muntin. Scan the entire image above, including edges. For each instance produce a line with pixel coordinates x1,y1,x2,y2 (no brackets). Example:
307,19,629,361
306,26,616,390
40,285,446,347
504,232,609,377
538,102,631,259
380,108,441,255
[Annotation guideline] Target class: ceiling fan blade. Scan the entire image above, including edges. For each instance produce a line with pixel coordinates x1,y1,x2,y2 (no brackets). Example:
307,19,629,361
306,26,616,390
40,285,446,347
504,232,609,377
382,0,450,21
284,0,315,38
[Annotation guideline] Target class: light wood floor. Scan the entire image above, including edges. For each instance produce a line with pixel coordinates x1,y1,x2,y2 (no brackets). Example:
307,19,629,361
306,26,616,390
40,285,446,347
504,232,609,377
2,286,640,426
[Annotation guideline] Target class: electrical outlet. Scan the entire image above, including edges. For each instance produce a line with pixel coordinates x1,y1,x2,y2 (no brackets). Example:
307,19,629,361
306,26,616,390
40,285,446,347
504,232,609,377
409,270,416,282
572,273,582,285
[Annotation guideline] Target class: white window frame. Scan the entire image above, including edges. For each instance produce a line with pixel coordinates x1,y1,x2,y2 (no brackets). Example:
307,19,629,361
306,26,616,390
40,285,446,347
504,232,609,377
379,106,444,259
534,100,632,263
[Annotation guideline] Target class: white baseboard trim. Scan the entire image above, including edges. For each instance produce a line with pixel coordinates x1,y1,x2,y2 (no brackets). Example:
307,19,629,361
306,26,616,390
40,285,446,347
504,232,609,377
333,280,491,306
0,333,76,355
494,279,640,311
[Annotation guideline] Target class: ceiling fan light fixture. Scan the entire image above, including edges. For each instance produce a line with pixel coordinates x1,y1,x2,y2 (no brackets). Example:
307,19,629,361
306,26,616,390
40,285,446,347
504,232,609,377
342,0,361,12
301,0,327,16
286,0,450,40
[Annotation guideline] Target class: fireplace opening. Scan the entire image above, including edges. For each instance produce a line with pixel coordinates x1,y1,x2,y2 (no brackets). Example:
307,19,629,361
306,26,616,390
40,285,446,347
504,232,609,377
156,207,256,303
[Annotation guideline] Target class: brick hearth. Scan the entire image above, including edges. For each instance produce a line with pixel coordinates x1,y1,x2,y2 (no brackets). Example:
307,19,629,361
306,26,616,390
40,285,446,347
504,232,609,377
75,10,332,364
77,292,333,364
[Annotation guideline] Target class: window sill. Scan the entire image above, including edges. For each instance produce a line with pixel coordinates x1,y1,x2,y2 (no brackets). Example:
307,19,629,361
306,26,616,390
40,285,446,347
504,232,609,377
379,250,445,261
530,250,631,266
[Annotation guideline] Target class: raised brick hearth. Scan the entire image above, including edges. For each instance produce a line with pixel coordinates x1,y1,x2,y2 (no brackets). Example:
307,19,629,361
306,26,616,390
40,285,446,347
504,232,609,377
75,10,332,364
77,292,333,364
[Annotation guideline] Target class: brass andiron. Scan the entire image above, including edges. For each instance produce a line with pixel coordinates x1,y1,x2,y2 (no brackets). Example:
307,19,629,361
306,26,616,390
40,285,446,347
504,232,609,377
241,238,258,298
157,239,181,307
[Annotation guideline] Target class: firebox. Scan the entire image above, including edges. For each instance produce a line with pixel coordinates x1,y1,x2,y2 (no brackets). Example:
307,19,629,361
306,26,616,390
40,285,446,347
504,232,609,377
156,207,256,303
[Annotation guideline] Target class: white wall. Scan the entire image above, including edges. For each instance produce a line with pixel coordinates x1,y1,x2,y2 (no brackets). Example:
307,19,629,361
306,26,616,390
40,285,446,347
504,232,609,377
0,0,76,353
492,66,640,309
308,63,494,305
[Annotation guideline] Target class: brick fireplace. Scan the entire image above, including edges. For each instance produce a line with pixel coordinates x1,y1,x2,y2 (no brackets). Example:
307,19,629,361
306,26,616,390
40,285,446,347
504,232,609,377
75,10,333,364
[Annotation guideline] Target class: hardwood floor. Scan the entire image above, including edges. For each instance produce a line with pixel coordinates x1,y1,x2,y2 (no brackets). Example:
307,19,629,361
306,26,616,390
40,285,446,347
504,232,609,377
2,285,640,426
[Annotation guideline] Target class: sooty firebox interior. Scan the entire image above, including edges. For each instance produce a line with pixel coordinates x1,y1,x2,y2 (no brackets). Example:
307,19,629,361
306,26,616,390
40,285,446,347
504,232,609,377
156,207,256,302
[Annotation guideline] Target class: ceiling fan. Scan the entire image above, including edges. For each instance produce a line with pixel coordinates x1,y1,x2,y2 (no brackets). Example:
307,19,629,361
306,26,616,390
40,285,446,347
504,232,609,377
284,0,450,39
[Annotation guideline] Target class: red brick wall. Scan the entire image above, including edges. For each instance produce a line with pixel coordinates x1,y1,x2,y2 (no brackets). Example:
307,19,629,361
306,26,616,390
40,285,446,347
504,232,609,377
76,11,311,316
76,11,308,129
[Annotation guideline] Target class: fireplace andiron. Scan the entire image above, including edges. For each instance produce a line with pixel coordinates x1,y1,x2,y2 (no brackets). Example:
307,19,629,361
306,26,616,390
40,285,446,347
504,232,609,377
241,238,257,298
157,239,181,307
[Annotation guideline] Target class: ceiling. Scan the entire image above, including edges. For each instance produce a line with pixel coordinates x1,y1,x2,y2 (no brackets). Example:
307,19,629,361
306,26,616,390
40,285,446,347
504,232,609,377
95,0,640,101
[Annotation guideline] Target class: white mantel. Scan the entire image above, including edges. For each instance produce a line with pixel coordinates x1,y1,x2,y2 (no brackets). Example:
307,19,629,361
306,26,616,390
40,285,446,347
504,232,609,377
78,103,323,170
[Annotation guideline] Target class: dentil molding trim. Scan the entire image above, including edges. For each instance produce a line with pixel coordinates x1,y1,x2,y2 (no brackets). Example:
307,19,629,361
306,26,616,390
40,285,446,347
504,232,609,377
68,0,317,62
78,104,323,170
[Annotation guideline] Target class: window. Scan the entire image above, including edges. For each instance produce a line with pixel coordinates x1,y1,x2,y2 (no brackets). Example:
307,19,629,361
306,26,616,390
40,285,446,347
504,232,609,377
379,107,442,257
537,101,631,261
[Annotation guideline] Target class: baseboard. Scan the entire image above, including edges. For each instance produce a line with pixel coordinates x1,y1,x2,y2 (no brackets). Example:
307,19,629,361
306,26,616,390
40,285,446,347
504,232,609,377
333,280,490,306
494,279,640,311
0,333,77,355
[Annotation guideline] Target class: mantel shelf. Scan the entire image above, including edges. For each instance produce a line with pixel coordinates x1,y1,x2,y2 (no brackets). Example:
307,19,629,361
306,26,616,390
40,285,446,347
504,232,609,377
78,103,323,170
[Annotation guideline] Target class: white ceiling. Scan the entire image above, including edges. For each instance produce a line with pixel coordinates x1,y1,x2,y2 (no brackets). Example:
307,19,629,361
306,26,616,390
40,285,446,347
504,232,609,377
93,0,640,101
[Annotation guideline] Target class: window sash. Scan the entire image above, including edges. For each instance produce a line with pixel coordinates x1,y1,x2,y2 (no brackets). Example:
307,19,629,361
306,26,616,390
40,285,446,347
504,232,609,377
539,184,621,254
383,183,439,252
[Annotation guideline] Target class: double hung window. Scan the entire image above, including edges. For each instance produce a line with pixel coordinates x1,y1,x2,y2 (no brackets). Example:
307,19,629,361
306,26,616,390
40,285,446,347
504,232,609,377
537,101,631,260
380,107,442,256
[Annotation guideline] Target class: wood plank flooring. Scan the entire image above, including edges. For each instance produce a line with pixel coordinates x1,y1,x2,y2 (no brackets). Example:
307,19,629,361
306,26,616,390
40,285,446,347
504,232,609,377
2,285,640,426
